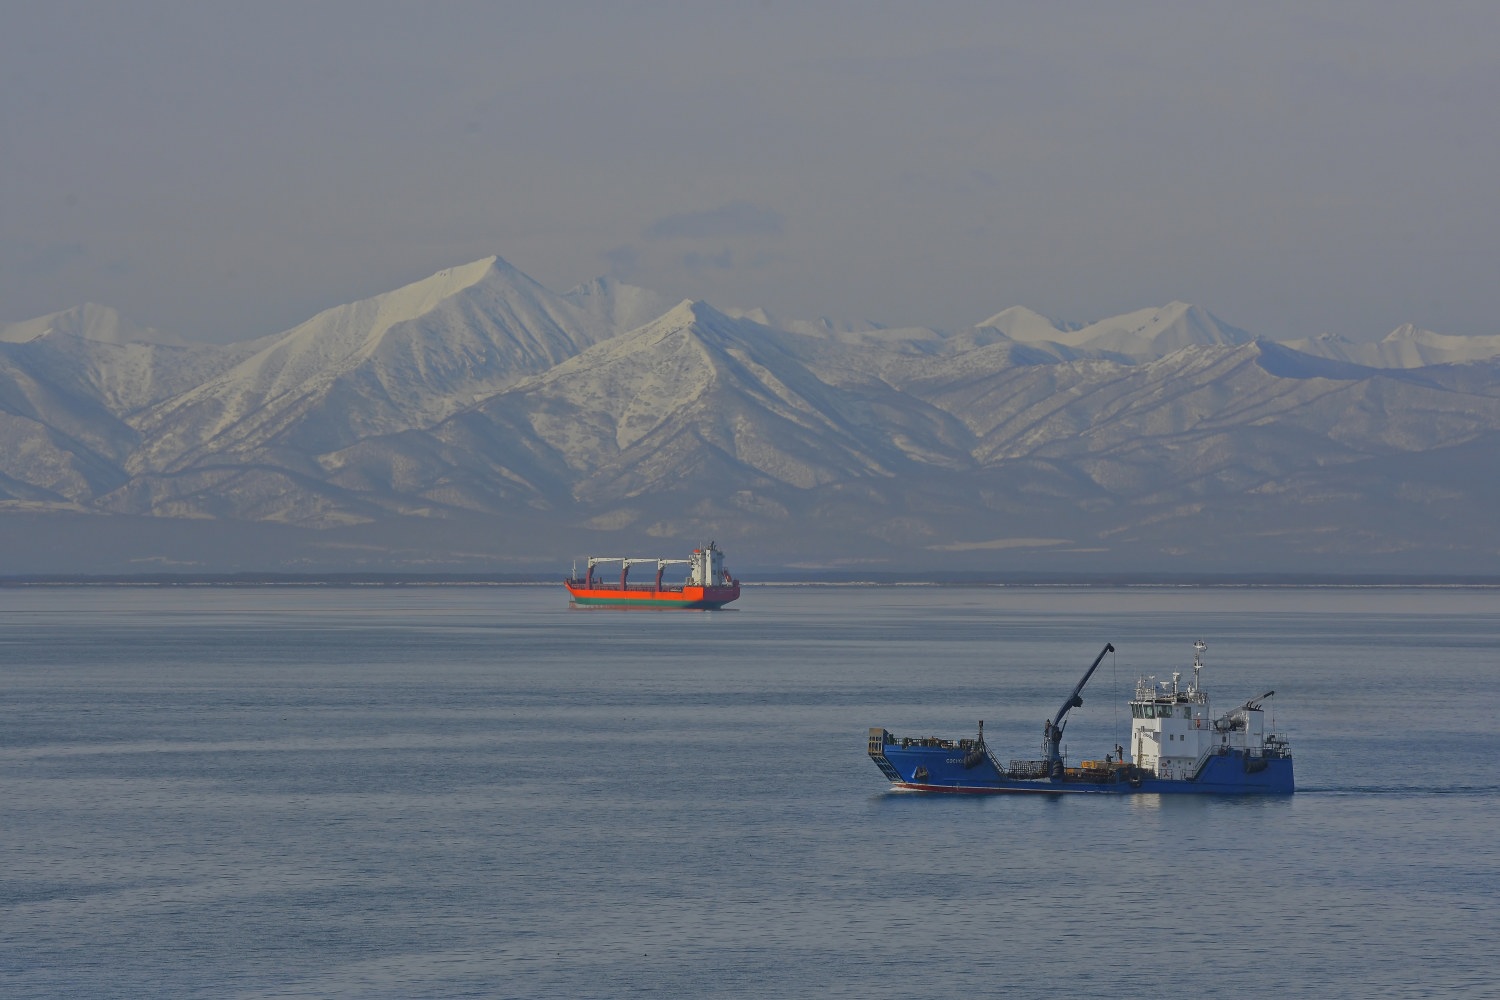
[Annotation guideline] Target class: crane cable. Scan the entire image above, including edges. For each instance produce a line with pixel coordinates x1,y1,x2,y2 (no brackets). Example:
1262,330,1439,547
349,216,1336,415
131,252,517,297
1112,645,1120,750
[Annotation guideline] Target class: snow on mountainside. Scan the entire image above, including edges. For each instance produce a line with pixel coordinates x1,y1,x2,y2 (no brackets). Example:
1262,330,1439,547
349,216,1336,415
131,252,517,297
1284,324,1500,368
469,300,912,493
303,299,978,531
898,340,1500,475
1,333,259,420
4,254,1500,571
0,307,260,506
0,366,136,503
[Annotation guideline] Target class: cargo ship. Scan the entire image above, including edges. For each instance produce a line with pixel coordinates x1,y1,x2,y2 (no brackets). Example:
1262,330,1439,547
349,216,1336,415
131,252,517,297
565,542,740,609
869,641,1293,795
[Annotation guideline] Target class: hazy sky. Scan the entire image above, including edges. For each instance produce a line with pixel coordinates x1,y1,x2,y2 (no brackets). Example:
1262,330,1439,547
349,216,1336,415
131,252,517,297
4,2,1497,344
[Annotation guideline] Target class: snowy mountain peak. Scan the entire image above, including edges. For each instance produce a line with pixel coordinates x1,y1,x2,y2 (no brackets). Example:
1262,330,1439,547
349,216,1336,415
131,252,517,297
972,302,1248,360
976,306,1064,342
604,299,778,354
234,255,603,384
637,299,743,336
722,306,884,339
122,256,619,470
649,298,704,327
562,274,676,327
1381,322,1436,343
0,303,180,345
345,255,528,332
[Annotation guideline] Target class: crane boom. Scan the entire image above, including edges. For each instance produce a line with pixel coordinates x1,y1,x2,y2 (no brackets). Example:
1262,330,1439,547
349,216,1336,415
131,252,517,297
1043,643,1115,776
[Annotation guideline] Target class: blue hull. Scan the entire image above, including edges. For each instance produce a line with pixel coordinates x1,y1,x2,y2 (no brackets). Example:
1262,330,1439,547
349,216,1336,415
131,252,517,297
871,741,1293,795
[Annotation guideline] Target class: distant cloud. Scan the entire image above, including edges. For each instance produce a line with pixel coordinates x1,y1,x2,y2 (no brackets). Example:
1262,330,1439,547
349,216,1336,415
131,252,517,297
14,241,87,276
601,244,640,278
646,202,784,241
681,249,735,272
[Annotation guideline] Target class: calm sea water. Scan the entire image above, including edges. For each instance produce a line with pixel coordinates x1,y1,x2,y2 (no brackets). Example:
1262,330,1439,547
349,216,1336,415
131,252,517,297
2,584,1497,999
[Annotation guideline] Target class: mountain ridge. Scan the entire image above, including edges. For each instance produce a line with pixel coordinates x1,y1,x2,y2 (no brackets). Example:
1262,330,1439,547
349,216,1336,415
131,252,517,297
3,255,1499,573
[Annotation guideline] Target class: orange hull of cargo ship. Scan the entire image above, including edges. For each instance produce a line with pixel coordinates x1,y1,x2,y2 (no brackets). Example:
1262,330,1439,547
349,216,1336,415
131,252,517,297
565,542,740,609
563,580,740,609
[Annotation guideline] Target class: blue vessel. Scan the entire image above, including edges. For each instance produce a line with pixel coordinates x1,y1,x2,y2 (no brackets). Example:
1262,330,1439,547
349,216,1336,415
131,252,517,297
869,641,1293,795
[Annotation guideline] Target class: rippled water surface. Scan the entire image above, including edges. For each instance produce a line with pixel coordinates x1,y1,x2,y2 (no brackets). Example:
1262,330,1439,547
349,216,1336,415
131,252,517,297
3,585,1497,998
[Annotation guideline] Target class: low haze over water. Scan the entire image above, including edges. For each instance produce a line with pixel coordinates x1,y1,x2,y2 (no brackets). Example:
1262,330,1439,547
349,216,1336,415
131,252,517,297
3,585,1497,998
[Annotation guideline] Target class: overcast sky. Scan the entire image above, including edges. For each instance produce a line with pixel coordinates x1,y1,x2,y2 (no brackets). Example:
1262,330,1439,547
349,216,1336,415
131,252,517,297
4,2,1497,344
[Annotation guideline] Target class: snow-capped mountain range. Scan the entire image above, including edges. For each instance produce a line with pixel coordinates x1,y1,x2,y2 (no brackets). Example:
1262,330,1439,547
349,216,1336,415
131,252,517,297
3,256,1498,575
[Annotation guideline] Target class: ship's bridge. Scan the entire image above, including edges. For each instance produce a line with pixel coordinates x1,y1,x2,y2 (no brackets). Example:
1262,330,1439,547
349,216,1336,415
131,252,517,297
686,541,732,588
1127,641,1286,782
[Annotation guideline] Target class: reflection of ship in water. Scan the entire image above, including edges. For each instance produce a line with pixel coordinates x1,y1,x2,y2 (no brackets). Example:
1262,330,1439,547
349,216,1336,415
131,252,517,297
870,640,1293,794
565,541,740,609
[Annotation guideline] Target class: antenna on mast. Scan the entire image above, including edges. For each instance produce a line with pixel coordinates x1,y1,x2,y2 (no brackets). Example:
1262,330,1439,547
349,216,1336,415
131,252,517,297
1192,639,1206,691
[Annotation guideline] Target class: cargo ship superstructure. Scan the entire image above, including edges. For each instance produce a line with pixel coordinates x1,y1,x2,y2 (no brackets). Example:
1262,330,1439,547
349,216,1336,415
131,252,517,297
565,542,740,609
868,641,1293,795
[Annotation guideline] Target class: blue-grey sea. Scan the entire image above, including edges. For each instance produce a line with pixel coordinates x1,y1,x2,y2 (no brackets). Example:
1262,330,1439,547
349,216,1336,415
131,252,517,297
3,584,1497,998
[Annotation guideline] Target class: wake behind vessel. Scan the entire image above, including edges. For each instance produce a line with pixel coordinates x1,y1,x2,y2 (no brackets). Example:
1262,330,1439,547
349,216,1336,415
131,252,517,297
869,641,1293,795
565,542,740,609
